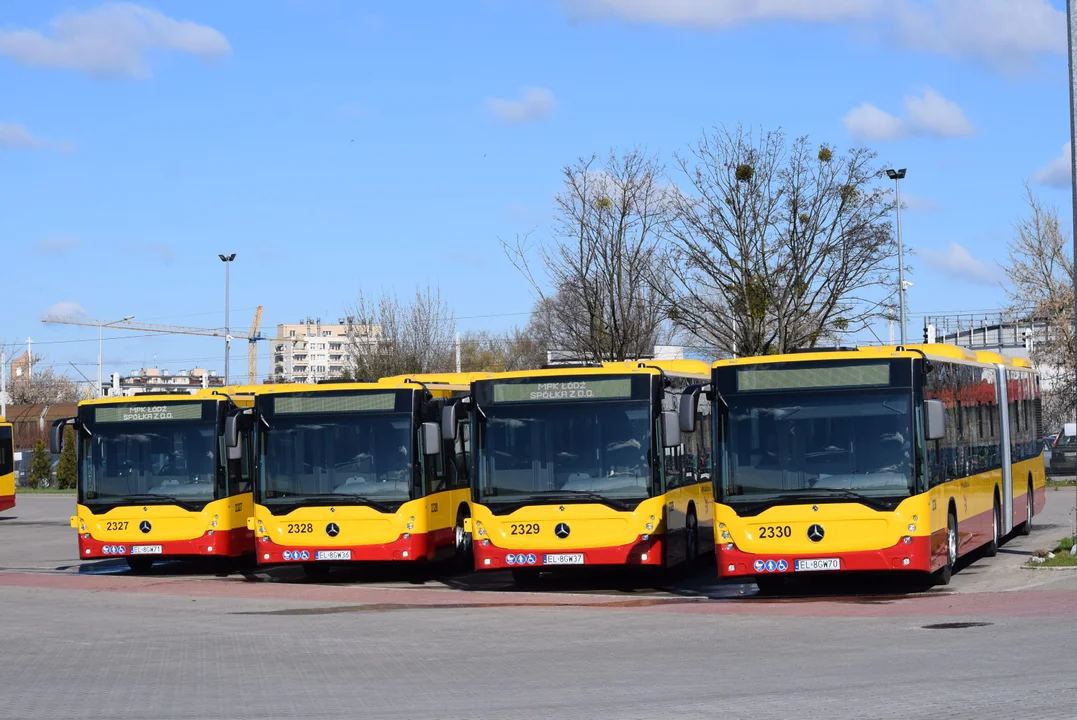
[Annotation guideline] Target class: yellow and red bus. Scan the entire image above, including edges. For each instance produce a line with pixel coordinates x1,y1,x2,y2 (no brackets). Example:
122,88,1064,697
690,344,1045,591
249,373,491,577
0,418,13,512
54,388,260,573
467,360,714,584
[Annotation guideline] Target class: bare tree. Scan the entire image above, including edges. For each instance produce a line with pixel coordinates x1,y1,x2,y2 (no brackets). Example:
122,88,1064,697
660,125,897,356
502,149,673,363
1006,186,1074,429
343,284,456,378
5,354,83,404
458,321,549,373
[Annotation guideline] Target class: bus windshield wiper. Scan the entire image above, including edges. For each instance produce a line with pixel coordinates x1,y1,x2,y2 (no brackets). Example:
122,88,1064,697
532,489,619,503
106,493,187,504
789,488,871,501
271,493,397,512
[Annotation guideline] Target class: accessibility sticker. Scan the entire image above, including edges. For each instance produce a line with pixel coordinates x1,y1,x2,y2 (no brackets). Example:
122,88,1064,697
506,554,516,565
753,559,765,572
765,559,777,572
777,559,789,572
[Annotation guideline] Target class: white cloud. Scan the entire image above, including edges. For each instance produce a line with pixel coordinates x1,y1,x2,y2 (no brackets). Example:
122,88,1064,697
0,122,43,149
1032,142,1071,189
561,0,1063,71
918,242,1000,286
36,236,79,255
44,301,88,318
843,89,973,142
0,3,230,78
901,193,940,213
485,86,556,125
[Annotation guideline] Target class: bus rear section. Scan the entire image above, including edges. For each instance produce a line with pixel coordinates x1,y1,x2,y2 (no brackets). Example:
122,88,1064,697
0,420,13,512
467,361,715,583
703,345,1044,591
56,390,257,572
251,375,485,575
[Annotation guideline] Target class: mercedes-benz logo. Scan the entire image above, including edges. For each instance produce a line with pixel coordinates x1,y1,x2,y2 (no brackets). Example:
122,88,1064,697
325,522,340,537
554,522,571,539
139,520,152,534
807,524,825,542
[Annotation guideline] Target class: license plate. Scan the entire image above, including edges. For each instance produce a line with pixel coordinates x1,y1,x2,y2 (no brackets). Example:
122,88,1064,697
315,550,351,561
543,553,584,565
795,558,840,571
130,545,162,555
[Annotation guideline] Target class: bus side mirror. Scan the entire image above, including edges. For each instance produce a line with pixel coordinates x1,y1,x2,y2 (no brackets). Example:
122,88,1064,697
679,385,704,433
50,418,74,454
421,422,442,456
441,403,458,441
924,400,945,440
662,411,681,448
225,415,240,449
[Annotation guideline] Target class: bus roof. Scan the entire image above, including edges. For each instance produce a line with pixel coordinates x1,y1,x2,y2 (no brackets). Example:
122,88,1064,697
378,371,496,387
486,358,710,381
714,344,1033,371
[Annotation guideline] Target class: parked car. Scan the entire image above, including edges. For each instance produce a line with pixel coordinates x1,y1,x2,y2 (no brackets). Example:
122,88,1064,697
1042,434,1056,470
1049,432,1077,477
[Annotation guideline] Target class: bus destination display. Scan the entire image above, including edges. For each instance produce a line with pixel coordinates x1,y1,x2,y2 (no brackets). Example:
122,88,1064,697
274,393,397,415
94,403,205,423
492,378,632,403
737,364,890,392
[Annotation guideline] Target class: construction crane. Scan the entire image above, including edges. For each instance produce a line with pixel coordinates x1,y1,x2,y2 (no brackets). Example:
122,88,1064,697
42,310,295,385
247,306,264,384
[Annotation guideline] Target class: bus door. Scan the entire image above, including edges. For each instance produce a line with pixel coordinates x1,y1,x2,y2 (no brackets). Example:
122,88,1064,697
995,365,1014,535
421,417,451,553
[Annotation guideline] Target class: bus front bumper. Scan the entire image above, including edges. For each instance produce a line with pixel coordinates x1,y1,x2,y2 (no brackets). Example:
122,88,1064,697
77,528,252,559
255,531,436,564
473,534,664,570
716,535,933,578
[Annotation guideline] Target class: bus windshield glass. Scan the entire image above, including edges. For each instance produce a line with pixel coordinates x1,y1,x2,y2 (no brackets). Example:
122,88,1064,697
476,400,653,505
722,390,914,507
258,413,413,506
78,402,220,505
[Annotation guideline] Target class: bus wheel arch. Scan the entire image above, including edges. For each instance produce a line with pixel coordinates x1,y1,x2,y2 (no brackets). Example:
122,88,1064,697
684,503,699,570
985,488,1000,557
454,504,473,567
1018,474,1034,536
934,502,958,586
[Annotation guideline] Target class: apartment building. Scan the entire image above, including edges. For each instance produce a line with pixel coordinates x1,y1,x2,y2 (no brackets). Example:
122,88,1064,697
273,317,369,383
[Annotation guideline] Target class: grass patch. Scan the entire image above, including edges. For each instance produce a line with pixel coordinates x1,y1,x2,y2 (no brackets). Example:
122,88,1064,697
1029,536,1077,567
16,487,75,494
1046,478,1077,488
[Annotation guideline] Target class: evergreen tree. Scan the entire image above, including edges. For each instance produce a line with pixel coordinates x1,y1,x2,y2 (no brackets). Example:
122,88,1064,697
29,440,51,489
56,427,77,490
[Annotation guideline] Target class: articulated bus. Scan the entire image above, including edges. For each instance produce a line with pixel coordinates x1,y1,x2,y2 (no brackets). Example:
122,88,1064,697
248,373,491,577
0,418,13,512
53,388,260,573
686,344,1045,591
467,360,714,583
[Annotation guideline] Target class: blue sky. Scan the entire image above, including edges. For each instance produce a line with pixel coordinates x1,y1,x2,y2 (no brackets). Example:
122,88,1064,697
1,0,1073,383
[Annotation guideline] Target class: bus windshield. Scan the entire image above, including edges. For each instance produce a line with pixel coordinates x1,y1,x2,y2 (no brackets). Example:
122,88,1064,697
258,413,413,506
722,390,914,508
79,419,221,505
475,400,653,506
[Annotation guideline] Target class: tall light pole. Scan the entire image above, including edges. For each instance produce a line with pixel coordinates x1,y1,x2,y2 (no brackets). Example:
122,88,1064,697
1065,0,1077,547
98,315,134,397
886,168,908,345
219,253,236,385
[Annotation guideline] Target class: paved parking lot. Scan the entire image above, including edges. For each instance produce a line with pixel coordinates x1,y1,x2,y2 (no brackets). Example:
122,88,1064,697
2,491,1076,719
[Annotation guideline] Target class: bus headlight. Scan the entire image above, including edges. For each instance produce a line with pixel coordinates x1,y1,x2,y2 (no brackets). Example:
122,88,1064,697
912,515,919,522
908,524,916,532
476,522,486,537
210,521,217,528
645,523,654,532
650,515,656,522
403,533,410,540
481,539,490,546
207,530,215,536
719,523,726,529
80,523,86,532
903,536,912,544
902,558,910,566
406,523,414,531
721,531,731,540
725,543,735,551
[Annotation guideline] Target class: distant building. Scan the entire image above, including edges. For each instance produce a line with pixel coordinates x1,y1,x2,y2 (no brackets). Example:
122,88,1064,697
924,313,1061,390
273,317,376,383
106,367,225,397
8,352,30,380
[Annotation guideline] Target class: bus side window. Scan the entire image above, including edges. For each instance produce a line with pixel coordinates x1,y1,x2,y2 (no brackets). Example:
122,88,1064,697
697,412,713,483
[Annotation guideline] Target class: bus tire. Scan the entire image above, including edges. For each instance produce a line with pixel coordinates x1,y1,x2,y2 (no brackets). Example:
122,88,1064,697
684,509,699,572
1018,482,1033,536
454,506,473,570
511,567,540,587
984,496,1000,558
126,557,153,574
303,563,331,581
934,511,957,586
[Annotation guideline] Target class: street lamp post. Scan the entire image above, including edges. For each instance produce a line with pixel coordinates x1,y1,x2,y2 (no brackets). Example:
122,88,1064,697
219,254,236,385
98,315,134,397
886,168,908,345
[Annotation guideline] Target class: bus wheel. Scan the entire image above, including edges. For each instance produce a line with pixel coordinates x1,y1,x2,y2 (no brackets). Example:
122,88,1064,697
755,576,786,595
684,510,699,572
1018,484,1033,536
984,498,1000,558
511,567,540,587
303,563,332,581
126,557,153,574
454,507,473,570
934,512,957,586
